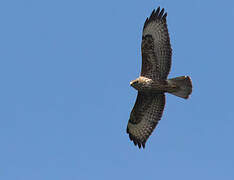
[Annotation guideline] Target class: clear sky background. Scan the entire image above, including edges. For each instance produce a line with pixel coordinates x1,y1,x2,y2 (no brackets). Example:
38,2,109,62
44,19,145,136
0,0,234,179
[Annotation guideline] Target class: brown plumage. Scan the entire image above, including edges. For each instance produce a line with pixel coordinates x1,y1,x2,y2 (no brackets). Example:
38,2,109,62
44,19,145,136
127,6,192,148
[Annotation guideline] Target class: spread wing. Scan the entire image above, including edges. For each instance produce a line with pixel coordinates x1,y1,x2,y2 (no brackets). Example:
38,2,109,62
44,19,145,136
141,7,172,80
127,92,165,148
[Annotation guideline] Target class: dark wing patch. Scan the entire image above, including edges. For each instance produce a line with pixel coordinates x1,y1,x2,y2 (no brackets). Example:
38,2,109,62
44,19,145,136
141,6,172,80
127,93,165,148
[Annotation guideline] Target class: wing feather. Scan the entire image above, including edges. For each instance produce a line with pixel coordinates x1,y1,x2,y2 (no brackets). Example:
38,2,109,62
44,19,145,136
141,7,172,80
127,92,165,148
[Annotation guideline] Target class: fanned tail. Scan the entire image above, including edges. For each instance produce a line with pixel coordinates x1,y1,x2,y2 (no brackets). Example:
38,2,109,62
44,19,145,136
167,76,192,99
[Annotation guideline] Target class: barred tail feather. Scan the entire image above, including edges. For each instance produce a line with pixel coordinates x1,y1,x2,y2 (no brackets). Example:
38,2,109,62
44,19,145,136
167,76,192,99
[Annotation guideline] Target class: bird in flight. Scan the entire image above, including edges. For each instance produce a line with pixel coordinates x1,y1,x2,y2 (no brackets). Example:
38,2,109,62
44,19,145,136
127,6,192,148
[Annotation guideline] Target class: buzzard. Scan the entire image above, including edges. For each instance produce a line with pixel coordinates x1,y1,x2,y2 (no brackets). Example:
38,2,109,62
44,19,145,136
127,6,192,148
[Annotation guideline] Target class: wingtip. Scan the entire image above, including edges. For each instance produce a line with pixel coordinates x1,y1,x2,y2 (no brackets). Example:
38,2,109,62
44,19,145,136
129,133,133,141
150,9,155,18
158,8,165,19
143,6,168,30
155,6,160,15
126,127,129,133
162,12,167,20
127,131,147,149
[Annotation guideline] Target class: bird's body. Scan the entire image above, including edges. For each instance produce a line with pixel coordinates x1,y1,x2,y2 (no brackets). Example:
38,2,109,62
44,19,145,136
127,6,193,148
130,76,177,93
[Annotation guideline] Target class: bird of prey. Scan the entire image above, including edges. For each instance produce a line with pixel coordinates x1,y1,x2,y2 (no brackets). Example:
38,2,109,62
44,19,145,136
127,6,192,148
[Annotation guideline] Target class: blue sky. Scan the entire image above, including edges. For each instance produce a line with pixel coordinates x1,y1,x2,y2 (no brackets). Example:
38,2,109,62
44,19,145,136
0,0,234,179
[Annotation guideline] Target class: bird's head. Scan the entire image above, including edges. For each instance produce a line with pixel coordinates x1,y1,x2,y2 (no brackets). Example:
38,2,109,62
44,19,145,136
130,77,153,90
130,79,140,89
